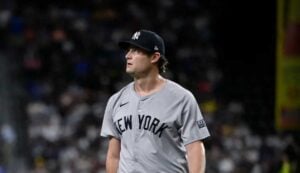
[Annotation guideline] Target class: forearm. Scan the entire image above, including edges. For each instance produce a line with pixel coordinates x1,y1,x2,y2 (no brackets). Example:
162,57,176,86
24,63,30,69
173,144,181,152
187,151,206,173
106,137,121,173
187,141,206,173
106,156,119,173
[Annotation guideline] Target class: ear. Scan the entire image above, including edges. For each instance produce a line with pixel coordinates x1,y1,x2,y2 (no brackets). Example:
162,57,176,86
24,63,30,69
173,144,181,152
150,52,161,64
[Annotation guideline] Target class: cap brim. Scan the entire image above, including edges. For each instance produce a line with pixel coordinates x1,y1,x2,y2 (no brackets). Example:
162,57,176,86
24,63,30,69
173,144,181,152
118,40,153,53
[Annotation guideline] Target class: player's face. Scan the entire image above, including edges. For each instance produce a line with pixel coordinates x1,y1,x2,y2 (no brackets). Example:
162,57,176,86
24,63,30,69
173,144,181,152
125,47,153,76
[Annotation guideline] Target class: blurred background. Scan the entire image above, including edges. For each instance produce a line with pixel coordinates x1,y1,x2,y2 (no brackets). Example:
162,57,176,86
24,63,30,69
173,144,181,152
0,0,299,172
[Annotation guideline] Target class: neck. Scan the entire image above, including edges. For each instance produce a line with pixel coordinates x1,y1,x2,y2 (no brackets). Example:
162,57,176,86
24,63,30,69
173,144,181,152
134,74,166,96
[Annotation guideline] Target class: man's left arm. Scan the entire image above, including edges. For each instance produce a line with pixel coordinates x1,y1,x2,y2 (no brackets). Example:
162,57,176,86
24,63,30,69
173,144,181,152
186,140,206,173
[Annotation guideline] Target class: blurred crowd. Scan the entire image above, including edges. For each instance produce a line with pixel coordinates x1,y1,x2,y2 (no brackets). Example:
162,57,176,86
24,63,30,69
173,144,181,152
0,0,299,173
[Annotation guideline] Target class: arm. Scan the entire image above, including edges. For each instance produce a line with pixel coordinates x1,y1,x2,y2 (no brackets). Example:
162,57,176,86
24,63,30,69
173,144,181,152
106,137,121,173
186,140,206,173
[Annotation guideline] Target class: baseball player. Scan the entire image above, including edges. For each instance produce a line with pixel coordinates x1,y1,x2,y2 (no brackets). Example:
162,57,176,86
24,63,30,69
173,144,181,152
100,29,210,173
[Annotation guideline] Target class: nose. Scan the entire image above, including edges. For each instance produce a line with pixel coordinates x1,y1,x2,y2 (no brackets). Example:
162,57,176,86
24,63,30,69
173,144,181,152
125,50,132,60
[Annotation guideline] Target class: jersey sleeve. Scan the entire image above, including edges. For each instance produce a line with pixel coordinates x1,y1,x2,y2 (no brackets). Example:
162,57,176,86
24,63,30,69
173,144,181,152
180,93,210,145
100,95,121,139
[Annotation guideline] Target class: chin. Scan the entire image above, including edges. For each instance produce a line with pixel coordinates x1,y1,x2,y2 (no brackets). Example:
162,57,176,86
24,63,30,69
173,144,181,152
126,70,134,75
126,68,131,73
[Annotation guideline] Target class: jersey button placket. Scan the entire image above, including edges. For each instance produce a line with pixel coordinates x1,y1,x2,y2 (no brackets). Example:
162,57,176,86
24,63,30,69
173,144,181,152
133,99,141,163
135,99,142,142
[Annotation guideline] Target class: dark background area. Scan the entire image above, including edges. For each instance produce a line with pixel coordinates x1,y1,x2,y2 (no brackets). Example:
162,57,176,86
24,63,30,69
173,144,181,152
211,0,276,134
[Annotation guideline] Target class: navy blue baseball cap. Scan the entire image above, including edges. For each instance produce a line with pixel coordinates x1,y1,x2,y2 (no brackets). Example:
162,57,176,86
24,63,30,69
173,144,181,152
118,29,165,56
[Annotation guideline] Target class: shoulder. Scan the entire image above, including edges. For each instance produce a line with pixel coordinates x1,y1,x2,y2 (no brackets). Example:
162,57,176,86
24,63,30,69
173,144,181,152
165,80,195,100
106,82,133,107
164,80,199,111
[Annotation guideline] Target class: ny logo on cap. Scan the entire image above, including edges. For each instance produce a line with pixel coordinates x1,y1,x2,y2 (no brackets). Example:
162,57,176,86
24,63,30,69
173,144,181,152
131,31,141,40
154,45,159,51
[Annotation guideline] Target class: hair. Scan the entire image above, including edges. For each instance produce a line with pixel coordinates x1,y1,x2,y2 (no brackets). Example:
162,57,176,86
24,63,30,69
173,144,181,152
133,46,168,74
144,51,168,74
157,55,168,74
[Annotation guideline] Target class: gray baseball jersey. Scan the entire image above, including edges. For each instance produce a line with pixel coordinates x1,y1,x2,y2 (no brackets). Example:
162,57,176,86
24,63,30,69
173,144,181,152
101,80,210,173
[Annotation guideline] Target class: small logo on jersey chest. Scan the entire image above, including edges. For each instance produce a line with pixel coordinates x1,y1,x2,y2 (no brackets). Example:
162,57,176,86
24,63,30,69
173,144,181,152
197,119,206,128
120,102,129,107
